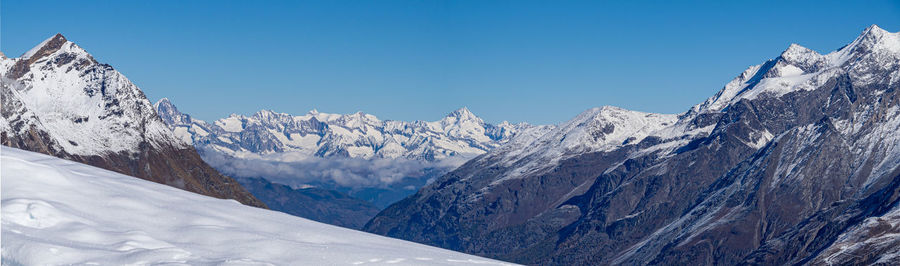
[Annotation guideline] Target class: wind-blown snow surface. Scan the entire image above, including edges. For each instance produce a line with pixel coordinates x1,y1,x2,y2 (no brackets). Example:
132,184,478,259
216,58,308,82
0,147,513,265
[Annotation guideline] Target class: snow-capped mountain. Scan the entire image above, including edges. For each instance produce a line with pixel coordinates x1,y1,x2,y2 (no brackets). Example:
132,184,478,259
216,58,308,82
366,25,900,265
154,94,539,225
0,34,264,207
155,98,532,162
478,106,678,184
2,34,176,156
0,146,513,265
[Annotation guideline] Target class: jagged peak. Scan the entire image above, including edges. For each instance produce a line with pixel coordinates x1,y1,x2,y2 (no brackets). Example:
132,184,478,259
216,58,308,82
835,24,899,56
695,25,898,114
863,24,889,38
840,25,891,48
154,98,183,116
852,25,892,47
860,24,898,48
21,33,69,59
775,43,826,74
154,98,192,126
445,107,480,122
780,43,821,60
154,98,174,109
7,33,96,80
252,109,291,120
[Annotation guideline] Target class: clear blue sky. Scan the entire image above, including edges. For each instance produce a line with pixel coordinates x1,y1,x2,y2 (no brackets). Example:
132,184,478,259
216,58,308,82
2,1,898,124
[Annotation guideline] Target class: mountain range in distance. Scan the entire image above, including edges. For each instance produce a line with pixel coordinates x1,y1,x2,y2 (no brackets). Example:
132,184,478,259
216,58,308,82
154,97,542,227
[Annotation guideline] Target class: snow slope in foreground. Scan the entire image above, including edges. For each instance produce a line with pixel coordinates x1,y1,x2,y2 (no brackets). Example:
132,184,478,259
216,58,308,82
0,147,513,265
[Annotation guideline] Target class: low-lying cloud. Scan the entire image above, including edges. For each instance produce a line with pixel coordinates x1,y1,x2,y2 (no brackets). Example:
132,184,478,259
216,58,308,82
199,149,472,189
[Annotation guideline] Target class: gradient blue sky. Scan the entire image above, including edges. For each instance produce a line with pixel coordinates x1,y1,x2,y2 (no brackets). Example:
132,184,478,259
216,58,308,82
2,1,898,124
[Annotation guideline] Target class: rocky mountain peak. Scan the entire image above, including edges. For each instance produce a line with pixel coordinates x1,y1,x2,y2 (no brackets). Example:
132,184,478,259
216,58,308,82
253,109,281,119
442,107,483,127
6,33,88,80
448,107,476,118
695,25,899,114
860,24,891,42
2,34,265,208
21,33,68,59
154,98,190,126
778,43,822,63
2,33,174,155
834,24,900,60
154,98,176,113
862,24,899,50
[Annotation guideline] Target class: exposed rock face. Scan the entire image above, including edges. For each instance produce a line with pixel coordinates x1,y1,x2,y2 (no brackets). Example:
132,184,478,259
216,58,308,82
1,34,265,208
238,177,381,229
365,25,900,265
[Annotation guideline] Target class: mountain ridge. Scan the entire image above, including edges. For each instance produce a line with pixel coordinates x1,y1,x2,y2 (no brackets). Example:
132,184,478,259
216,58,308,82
364,24,900,265
155,97,534,162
